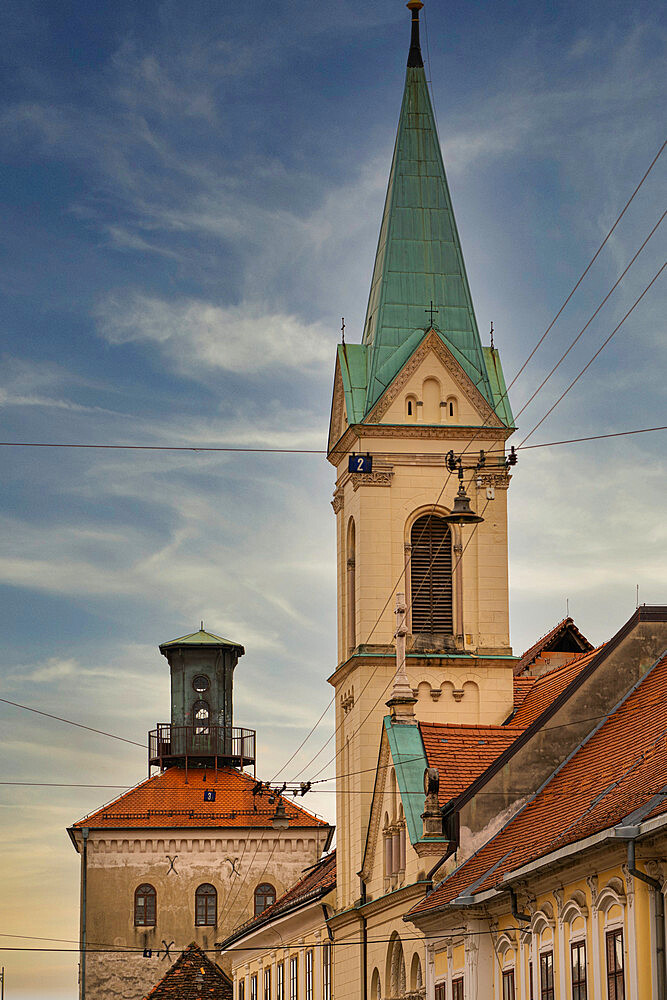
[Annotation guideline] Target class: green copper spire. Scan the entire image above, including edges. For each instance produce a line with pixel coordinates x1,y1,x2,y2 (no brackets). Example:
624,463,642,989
362,2,497,417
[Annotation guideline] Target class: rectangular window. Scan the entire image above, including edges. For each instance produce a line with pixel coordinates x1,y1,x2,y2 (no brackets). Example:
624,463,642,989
277,962,284,1000
239,981,245,1000
290,955,298,1000
435,984,446,1000
571,940,587,1000
502,970,515,1000
540,953,554,1000
264,967,271,1000
452,979,464,1000
323,943,332,1000
251,975,258,1000
606,929,625,1000
305,950,313,1000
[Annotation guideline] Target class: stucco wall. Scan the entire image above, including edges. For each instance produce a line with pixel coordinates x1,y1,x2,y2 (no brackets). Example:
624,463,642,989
77,826,328,999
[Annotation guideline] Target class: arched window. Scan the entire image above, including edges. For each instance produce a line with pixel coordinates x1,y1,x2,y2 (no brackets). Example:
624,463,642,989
134,884,156,926
195,883,217,925
410,515,453,634
446,396,458,421
347,518,356,654
254,882,276,916
405,395,417,422
193,700,210,734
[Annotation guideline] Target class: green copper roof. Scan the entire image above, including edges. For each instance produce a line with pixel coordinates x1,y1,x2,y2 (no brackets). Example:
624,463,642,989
159,629,244,652
361,51,495,416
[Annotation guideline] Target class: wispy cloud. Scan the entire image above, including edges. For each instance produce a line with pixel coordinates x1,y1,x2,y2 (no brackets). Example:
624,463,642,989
96,294,336,376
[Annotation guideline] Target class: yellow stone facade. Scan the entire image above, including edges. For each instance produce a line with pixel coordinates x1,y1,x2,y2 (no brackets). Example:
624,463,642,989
408,832,667,999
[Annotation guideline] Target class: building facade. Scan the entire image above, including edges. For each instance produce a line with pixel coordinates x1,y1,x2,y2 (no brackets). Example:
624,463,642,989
69,628,332,1000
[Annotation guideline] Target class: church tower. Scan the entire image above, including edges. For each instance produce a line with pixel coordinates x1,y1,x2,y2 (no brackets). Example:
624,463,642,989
328,1,517,909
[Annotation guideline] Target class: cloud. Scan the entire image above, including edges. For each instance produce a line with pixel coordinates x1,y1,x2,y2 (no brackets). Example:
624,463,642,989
96,294,336,376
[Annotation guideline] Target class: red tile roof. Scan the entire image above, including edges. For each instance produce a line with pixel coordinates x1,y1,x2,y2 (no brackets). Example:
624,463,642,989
514,617,593,675
513,676,536,709
72,766,330,830
410,652,667,917
420,724,525,806
143,942,232,1000
221,851,336,946
509,646,603,729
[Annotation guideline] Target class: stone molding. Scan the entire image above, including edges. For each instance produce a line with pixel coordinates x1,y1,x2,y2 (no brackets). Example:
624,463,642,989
475,472,512,489
351,470,394,490
331,487,344,514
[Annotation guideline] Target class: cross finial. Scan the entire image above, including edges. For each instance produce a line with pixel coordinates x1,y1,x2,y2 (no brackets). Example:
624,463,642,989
341,317,345,344
490,321,494,350
425,300,438,327
200,620,204,631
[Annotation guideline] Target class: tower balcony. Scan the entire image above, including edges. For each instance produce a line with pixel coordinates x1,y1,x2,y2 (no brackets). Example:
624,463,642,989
148,723,256,771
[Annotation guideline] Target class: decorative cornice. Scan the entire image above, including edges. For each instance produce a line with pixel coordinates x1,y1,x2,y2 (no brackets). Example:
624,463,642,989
358,423,510,441
365,329,505,429
331,488,344,514
351,471,394,490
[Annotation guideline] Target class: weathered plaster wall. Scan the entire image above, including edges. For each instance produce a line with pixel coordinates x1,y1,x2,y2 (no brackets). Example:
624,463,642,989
79,827,327,999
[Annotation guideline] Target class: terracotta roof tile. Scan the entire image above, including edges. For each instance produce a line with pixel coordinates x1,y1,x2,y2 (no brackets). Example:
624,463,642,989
514,617,593,675
410,652,667,917
420,724,525,806
143,942,232,1000
221,851,336,945
509,646,603,729
72,766,329,830
513,677,536,709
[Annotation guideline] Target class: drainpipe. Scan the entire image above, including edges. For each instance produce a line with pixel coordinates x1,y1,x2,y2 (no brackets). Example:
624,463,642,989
360,879,368,1000
80,827,89,1000
505,885,531,923
626,839,666,1000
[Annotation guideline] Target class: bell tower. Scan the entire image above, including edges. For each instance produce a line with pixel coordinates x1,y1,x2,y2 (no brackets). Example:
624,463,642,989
327,1,517,908
149,626,256,772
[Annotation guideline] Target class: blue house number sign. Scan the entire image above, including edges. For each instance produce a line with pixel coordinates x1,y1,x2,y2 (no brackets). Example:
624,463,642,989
204,789,216,802
349,454,373,474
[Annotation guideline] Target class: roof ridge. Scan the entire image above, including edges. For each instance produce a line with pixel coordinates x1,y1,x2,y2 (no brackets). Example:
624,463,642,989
531,643,604,684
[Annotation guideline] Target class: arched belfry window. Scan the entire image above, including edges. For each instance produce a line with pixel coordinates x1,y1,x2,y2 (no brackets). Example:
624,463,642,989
193,700,210,734
195,883,217,925
134,884,156,926
410,515,453,634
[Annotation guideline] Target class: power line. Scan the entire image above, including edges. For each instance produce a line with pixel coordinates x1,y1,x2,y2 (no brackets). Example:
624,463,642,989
513,211,665,423
520,263,666,447
0,697,147,749
503,136,666,394
0,424,664,458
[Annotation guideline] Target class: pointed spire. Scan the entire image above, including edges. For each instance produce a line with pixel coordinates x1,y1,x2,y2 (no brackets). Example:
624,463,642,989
407,1,424,68
361,2,497,418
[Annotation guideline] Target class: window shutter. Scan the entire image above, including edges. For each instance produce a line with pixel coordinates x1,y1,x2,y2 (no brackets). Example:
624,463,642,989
410,515,453,633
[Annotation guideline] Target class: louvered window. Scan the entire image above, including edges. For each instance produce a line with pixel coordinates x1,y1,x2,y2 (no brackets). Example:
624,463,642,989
410,515,453,633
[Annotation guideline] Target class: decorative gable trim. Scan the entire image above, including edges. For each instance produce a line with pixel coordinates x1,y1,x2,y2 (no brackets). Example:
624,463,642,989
327,360,346,455
364,329,503,429
360,732,392,883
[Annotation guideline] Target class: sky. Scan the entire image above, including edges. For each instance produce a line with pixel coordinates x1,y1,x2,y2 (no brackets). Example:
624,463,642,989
0,0,665,995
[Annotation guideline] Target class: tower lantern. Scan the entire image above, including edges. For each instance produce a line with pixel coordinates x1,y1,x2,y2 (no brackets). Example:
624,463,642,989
149,626,255,772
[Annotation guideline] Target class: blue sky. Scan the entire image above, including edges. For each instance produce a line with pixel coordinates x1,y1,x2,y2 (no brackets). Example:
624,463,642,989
0,0,665,994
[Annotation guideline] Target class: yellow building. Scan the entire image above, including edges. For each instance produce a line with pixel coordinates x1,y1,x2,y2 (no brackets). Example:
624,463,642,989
406,632,667,999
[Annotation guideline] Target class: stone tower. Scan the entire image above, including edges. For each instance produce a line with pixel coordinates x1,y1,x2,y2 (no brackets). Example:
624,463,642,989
327,1,517,908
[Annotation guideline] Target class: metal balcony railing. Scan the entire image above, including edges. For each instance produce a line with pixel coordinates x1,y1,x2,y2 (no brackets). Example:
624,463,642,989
148,724,256,770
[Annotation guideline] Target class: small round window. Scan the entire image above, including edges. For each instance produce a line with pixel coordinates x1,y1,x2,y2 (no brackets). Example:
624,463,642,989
193,675,210,693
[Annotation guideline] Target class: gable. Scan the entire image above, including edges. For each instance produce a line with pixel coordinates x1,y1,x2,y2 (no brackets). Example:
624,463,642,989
364,330,505,429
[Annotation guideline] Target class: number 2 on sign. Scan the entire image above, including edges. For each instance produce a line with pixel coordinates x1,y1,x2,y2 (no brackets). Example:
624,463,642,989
356,457,364,471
